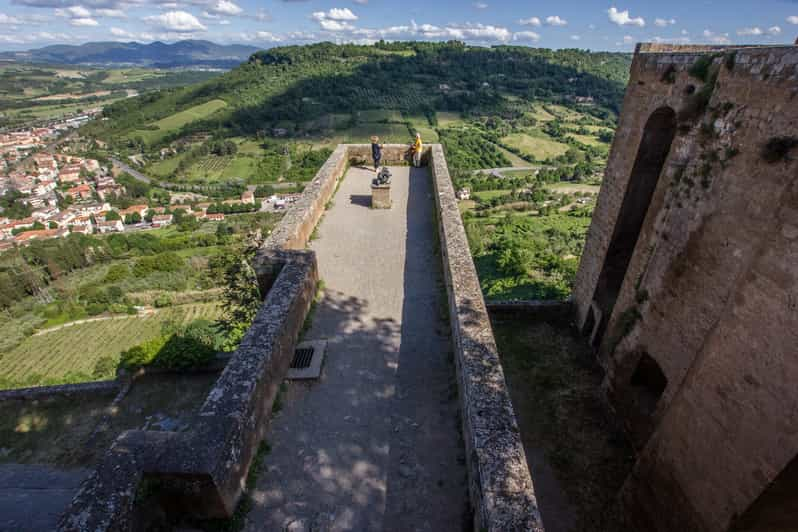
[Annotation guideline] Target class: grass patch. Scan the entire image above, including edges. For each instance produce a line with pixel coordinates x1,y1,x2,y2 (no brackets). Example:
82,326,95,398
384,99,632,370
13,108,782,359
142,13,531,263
501,129,570,160
491,314,633,531
129,99,228,145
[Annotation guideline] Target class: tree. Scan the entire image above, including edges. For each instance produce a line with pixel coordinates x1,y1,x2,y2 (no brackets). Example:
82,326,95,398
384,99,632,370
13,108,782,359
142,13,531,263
218,233,263,349
124,212,142,224
105,210,121,221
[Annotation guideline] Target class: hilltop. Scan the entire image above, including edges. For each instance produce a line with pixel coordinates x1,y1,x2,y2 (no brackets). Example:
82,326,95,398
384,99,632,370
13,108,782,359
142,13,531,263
0,40,259,69
83,41,632,149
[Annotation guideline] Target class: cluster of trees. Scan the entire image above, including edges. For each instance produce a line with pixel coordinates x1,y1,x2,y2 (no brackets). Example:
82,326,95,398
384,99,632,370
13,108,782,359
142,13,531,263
119,319,221,370
0,190,33,220
438,128,510,170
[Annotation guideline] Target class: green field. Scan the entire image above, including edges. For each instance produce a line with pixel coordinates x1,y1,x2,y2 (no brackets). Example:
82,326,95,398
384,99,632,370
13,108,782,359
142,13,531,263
0,302,223,388
502,129,570,160
130,99,228,145
473,190,513,201
436,111,465,126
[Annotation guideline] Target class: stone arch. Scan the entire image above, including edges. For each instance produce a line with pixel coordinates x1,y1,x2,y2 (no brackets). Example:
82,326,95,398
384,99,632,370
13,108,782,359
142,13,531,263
588,106,677,347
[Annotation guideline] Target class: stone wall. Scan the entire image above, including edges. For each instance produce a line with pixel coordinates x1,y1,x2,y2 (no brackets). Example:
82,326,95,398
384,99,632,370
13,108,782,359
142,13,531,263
57,143,351,531
57,143,539,531
0,380,120,402
573,44,798,531
429,143,543,531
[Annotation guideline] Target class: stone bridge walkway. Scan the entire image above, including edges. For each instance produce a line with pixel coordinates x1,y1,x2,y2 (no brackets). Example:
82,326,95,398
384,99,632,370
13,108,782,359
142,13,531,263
245,166,469,531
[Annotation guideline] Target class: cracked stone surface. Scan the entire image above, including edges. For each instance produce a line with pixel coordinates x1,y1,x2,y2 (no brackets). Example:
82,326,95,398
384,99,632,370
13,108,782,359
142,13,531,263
245,166,469,532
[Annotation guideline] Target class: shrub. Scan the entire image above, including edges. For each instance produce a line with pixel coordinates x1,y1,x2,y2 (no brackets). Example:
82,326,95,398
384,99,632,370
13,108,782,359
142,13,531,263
154,293,173,308
104,263,129,283
118,320,218,370
93,356,117,379
119,335,168,368
688,55,716,82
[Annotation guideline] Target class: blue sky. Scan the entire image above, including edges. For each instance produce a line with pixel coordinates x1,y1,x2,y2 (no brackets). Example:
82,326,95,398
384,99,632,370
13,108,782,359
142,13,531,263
0,0,796,51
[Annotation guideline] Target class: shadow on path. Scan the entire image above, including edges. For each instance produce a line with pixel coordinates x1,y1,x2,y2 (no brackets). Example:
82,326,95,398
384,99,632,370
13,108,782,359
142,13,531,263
244,166,468,532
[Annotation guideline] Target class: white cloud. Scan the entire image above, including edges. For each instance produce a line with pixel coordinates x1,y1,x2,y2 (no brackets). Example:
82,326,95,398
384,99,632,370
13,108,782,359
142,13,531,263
622,35,633,43
0,13,21,24
652,36,690,44
607,7,645,27
110,26,135,38
570,34,581,40
702,29,731,44
788,16,798,25
208,0,242,16
96,8,126,17
71,17,98,26
144,10,207,31
255,31,280,41
512,30,540,42
312,7,358,21
318,19,355,31
588,23,596,30
767,26,781,36
519,17,541,27
252,9,271,21
545,15,567,26
737,27,763,36
353,0,368,4
56,5,92,18
219,19,230,24
654,18,676,27
473,2,488,8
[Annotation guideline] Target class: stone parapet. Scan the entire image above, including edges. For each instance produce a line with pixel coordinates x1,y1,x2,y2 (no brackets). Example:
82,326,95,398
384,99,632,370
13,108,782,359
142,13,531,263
0,380,120,402
57,143,538,531
428,143,543,531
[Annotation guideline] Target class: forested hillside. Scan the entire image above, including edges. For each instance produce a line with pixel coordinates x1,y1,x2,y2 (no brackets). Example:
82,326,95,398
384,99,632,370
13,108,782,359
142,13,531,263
84,41,631,147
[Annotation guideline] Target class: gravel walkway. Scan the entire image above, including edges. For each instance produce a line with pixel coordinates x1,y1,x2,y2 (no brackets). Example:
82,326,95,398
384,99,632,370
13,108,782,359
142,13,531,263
245,166,469,532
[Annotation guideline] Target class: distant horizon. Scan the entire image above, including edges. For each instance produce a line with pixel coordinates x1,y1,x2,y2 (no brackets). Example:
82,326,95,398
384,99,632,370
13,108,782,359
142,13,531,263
1,36,796,57
0,0,796,54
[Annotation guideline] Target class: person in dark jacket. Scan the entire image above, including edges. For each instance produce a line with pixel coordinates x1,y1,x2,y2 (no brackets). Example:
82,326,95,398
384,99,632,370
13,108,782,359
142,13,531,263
371,136,382,171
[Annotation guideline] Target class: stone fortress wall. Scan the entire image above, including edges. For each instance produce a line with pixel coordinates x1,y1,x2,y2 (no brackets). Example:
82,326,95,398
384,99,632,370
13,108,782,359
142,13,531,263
573,43,798,531
56,145,541,531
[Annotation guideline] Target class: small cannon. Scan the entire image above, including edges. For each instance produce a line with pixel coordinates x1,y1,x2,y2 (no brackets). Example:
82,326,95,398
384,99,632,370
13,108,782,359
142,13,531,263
373,167,392,186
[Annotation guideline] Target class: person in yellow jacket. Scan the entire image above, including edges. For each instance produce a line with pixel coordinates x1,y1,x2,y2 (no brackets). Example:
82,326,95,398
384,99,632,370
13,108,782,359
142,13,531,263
411,132,422,167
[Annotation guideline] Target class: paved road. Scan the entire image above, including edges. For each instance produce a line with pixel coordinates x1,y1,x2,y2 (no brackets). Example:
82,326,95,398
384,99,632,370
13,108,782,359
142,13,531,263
110,157,151,184
245,166,469,532
473,165,547,178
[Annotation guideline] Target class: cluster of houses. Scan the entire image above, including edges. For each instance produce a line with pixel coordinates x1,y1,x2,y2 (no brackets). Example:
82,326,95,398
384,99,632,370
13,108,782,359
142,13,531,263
0,109,102,169
0,158,277,252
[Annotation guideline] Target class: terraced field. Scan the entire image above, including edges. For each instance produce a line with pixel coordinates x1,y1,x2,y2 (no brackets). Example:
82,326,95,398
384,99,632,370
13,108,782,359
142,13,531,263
0,302,223,387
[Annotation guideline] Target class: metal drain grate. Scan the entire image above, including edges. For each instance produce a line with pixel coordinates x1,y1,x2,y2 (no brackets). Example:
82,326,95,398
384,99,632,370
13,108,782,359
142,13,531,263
291,347,315,369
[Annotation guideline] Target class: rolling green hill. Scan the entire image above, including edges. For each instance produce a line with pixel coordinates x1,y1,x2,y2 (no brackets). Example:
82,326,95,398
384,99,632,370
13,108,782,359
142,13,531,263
83,41,631,151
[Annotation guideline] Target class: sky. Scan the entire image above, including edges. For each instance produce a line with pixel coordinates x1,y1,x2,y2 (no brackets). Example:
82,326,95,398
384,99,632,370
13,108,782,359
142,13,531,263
0,0,796,51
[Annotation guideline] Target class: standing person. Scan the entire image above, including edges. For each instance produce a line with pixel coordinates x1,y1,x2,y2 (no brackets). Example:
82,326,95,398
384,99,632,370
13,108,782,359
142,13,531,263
371,136,382,172
412,132,423,167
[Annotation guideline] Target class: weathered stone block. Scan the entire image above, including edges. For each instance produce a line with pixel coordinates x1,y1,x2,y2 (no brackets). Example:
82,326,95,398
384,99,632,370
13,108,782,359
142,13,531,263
371,183,391,209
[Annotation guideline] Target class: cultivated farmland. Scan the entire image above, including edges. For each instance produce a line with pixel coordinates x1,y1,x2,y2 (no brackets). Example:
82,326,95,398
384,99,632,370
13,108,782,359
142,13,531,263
0,302,223,388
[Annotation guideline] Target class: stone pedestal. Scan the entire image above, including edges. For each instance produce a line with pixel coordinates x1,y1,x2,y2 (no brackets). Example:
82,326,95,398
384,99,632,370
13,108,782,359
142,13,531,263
371,183,391,209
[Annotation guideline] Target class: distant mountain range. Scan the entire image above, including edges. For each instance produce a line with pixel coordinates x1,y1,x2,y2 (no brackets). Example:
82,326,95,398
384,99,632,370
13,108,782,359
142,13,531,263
0,40,260,69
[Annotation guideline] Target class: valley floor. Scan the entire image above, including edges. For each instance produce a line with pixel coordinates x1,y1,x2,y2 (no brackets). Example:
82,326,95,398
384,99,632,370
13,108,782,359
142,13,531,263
245,166,470,531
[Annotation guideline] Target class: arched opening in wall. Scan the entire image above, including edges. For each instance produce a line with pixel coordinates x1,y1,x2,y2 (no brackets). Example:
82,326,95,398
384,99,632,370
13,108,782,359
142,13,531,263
731,454,798,531
590,107,676,348
629,352,667,418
